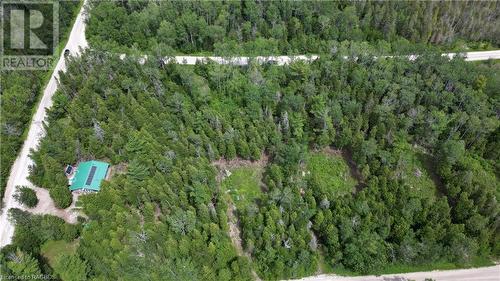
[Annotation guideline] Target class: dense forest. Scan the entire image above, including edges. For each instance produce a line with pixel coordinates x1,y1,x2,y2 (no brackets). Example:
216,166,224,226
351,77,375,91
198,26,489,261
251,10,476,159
1,1,499,280
0,0,81,205
1,46,497,280
86,0,499,55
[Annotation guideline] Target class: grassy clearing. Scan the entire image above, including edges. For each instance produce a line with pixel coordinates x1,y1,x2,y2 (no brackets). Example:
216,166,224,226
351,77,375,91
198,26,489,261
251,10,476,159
222,167,263,210
306,152,357,197
394,142,438,200
41,239,79,267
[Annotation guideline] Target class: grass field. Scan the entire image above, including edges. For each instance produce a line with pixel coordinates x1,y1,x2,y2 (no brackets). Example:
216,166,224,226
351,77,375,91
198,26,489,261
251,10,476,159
306,152,357,197
222,167,263,210
41,239,79,267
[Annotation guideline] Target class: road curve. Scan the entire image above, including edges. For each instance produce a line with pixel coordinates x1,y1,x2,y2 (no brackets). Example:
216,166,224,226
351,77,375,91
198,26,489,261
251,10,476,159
0,0,88,248
287,265,500,281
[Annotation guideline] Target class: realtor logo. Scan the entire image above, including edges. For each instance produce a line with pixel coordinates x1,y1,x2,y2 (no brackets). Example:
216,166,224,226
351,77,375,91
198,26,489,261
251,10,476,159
1,1,59,70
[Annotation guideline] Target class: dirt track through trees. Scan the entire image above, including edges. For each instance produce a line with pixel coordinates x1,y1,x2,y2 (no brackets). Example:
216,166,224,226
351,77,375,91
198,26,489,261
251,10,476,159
214,156,268,281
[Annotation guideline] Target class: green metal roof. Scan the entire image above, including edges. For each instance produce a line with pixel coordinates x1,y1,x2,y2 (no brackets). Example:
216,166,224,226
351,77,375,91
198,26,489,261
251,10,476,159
69,161,109,192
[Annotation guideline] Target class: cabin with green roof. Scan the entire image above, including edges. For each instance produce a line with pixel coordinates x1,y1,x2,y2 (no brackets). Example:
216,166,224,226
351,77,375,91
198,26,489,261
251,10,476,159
68,161,110,192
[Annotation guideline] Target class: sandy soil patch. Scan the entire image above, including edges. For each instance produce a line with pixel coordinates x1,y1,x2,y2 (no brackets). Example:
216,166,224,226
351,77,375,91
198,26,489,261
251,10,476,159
26,187,80,223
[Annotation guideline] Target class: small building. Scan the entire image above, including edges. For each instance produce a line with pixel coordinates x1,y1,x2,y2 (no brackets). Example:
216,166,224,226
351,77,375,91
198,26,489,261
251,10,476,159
68,160,110,193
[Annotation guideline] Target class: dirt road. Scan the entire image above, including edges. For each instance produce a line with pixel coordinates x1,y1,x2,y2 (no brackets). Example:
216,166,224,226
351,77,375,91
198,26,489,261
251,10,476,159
287,265,500,281
0,0,88,248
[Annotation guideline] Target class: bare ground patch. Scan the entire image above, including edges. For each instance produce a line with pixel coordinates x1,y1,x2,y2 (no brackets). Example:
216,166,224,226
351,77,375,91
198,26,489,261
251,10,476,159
106,162,127,180
26,186,80,223
339,150,366,191
212,154,269,184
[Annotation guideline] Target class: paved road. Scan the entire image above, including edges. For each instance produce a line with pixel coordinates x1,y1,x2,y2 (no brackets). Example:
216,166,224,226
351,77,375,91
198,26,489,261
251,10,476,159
130,50,500,65
166,55,320,65
443,50,500,61
0,0,88,248
287,265,500,281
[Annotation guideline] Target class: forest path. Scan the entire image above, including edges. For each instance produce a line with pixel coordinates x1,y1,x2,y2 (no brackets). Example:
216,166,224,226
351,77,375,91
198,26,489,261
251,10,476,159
226,199,262,281
226,201,244,255
0,0,88,248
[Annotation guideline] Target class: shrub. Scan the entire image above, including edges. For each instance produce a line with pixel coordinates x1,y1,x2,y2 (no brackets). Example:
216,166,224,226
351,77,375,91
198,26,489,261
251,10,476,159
50,187,72,209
